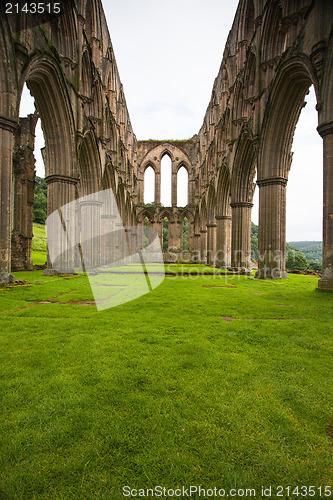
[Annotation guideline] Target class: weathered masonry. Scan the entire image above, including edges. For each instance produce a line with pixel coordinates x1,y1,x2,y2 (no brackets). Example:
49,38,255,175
0,0,332,290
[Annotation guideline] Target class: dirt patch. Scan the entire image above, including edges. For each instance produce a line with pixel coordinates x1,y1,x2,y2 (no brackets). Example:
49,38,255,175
243,318,307,321
222,316,237,321
203,285,235,289
275,304,295,307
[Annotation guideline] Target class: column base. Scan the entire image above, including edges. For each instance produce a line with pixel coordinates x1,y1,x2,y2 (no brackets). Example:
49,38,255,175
255,268,288,279
43,268,77,276
228,267,252,276
317,279,333,291
0,272,15,284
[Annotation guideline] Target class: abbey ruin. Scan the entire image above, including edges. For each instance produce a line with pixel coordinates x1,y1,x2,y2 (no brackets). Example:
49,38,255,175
0,0,332,289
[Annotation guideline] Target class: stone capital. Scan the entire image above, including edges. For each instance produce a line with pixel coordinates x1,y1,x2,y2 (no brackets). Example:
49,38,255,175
45,174,79,185
0,116,19,132
230,201,254,208
317,121,333,138
215,215,231,220
256,177,288,187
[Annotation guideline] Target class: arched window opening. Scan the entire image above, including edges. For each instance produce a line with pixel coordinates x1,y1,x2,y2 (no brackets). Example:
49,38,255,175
251,172,258,263
161,154,172,206
183,217,189,251
143,217,150,249
162,217,169,252
287,85,322,252
144,166,155,205
177,166,188,207
18,83,46,267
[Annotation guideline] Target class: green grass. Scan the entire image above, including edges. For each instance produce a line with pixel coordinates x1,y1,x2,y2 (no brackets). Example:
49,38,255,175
0,271,332,499
31,223,47,266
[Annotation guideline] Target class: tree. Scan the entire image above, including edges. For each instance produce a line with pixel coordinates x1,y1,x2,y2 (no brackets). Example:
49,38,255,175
286,251,308,271
33,177,47,224
251,222,258,262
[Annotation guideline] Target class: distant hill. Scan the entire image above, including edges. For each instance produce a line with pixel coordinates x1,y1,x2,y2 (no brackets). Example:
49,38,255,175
287,241,322,264
251,223,322,267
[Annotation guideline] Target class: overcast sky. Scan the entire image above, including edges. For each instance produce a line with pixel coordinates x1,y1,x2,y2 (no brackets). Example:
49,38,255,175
20,0,323,241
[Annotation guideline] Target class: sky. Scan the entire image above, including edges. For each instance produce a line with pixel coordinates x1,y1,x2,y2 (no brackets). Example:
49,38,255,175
19,0,323,241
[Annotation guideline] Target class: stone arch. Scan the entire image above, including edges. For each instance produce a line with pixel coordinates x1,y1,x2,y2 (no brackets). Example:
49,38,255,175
20,56,75,178
230,133,256,269
257,58,317,279
244,50,256,100
56,1,77,60
206,184,217,265
137,209,154,224
159,149,174,162
84,0,99,45
216,166,232,267
231,133,256,203
81,50,92,98
77,129,101,196
239,0,255,43
261,1,285,64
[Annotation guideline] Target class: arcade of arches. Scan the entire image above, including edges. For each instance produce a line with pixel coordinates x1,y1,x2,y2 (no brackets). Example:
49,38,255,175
0,0,332,290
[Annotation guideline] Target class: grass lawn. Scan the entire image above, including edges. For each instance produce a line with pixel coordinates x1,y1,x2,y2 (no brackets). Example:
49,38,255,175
0,270,332,499
31,223,47,266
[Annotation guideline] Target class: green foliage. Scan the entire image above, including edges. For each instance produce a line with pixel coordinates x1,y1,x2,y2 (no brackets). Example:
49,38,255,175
286,251,309,271
162,217,169,252
33,177,47,224
252,224,322,270
0,270,332,497
251,222,258,262
288,241,322,264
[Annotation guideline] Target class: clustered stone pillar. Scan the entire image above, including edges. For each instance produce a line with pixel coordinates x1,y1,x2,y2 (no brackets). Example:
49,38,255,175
0,118,16,283
231,201,253,270
256,177,288,279
215,215,231,268
206,222,217,265
154,171,160,205
171,171,177,207
79,198,102,269
11,114,38,271
44,174,77,274
317,123,333,290
200,228,207,264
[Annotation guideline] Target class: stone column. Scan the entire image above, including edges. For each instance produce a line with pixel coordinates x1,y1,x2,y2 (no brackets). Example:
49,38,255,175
100,214,116,266
200,229,207,264
11,114,38,271
317,123,333,290
193,233,201,263
155,171,160,205
0,118,16,283
231,201,253,270
44,174,77,274
79,198,102,270
206,222,217,266
171,171,177,207
256,178,288,279
215,215,232,268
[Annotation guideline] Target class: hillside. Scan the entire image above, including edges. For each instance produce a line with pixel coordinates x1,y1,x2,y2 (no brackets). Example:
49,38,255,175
251,224,322,268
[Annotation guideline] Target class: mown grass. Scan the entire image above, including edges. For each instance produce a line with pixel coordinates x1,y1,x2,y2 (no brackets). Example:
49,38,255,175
0,270,332,499
31,223,47,266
